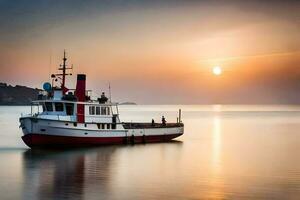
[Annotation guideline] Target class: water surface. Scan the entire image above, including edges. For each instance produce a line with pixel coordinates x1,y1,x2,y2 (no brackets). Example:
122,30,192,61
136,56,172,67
0,105,300,199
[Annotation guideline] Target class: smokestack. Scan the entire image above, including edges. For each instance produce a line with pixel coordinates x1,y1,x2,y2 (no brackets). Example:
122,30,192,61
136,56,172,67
76,74,86,123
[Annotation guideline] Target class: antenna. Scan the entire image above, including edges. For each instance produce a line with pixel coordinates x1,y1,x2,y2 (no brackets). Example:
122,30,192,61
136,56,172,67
49,51,52,83
109,82,112,103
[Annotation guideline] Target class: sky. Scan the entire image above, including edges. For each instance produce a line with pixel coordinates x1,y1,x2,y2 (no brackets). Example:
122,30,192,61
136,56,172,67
0,0,300,104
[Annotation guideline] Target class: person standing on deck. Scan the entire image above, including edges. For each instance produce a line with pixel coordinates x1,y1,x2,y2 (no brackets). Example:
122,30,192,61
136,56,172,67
98,92,108,103
162,116,166,126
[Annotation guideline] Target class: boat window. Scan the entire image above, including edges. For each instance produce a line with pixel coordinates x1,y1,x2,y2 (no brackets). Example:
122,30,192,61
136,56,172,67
96,106,101,115
66,103,74,115
45,102,53,111
55,103,64,112
89,106,95,115
107,124,111,129
101,107,105,115
42,104,46,112
101,124,105,129
101,107,110,115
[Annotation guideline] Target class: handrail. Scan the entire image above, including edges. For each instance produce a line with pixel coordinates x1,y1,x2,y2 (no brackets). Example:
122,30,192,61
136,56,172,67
31,100,119,106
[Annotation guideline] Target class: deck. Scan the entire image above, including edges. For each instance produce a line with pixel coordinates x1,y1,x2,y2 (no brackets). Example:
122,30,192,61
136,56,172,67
123,122,184,129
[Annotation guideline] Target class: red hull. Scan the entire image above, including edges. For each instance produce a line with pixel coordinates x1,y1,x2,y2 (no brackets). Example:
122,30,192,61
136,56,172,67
22,133,183,148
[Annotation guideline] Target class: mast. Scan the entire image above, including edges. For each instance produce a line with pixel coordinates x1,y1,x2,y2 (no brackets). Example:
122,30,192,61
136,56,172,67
61,50,67,91
52,50,73,94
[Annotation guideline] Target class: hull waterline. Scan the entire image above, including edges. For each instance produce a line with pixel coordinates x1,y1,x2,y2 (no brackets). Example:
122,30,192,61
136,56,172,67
22,133,183,148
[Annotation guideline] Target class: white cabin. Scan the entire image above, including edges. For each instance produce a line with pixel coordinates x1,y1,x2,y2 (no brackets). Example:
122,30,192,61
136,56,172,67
29,99,122,130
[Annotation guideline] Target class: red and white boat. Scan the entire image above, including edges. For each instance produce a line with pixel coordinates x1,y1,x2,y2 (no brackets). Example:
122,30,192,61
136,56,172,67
19,52,184,148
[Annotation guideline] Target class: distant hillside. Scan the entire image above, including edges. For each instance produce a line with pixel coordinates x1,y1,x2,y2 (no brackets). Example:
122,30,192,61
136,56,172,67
119,102,137,105
0,83,40,105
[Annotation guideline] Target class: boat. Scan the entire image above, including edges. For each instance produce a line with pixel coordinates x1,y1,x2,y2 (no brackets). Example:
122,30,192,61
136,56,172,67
19,52,184,148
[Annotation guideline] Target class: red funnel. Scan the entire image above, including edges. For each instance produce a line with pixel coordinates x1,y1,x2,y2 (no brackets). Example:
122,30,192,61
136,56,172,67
76,74,86,123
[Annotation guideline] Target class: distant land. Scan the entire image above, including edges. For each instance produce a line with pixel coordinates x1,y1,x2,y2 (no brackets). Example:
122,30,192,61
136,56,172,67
0,83,41,105
2,82,299,105
0,83,137,105
119,102,137,105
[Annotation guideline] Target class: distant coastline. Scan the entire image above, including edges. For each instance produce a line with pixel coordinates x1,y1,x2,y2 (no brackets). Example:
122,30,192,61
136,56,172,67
0,83,40,105
0,83,138,106
119,102,137,105
2,82,300,105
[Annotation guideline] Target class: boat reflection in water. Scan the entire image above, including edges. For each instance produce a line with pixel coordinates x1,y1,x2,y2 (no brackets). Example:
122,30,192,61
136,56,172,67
4,105,300,199
22,141,183,200
22,147,117,200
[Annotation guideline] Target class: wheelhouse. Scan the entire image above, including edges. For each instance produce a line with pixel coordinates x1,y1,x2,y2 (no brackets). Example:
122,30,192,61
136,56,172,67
29,100,119,123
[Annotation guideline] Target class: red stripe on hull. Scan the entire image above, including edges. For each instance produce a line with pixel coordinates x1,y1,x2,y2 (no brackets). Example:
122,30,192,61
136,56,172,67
22,133,183,148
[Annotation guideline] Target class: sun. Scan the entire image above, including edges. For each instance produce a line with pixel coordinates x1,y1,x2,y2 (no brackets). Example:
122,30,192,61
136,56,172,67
212,66,222,76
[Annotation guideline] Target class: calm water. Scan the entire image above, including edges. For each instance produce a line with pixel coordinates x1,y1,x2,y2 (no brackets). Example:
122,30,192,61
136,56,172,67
0,105,300,200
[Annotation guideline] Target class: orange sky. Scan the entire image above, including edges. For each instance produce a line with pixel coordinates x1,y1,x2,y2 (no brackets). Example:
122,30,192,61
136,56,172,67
0,0,299,103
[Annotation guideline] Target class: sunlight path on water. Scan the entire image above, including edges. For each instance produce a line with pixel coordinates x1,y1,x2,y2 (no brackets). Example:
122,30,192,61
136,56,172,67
0,105,300,199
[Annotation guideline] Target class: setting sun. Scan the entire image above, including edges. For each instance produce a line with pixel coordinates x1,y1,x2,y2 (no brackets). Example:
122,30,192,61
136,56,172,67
213,66,222,76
